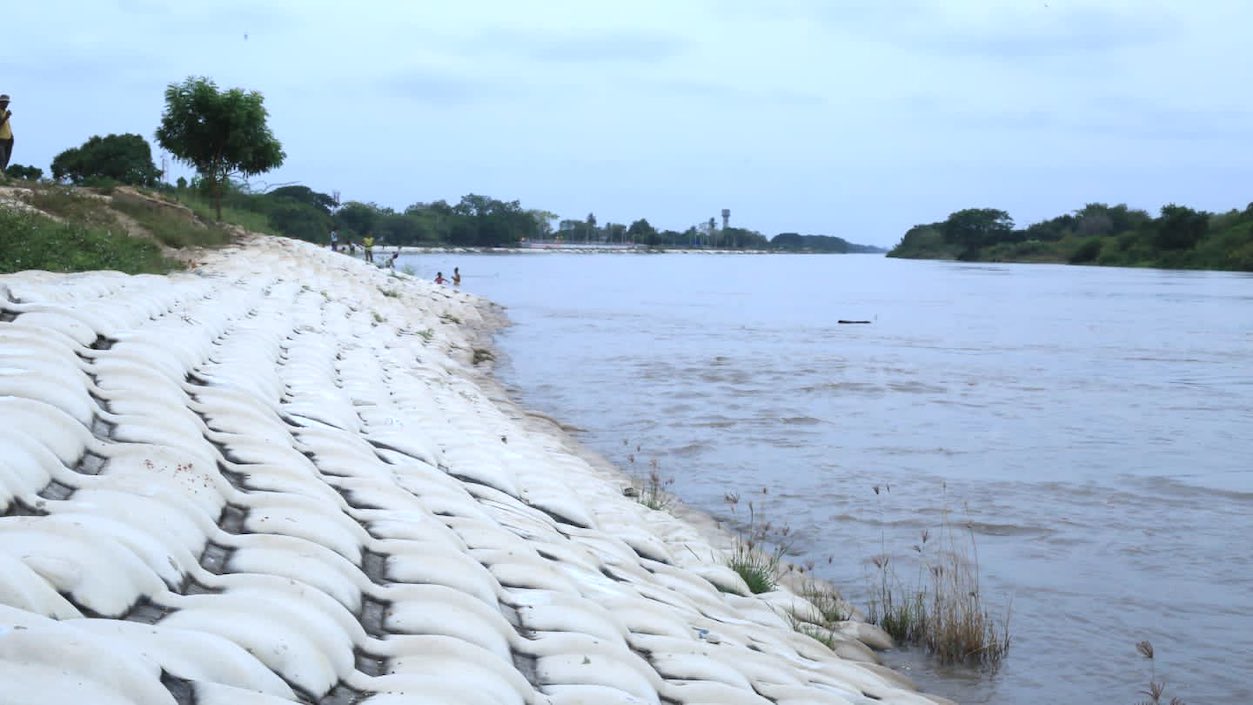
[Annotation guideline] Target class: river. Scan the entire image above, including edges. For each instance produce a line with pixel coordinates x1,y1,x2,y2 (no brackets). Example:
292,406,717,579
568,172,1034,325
399,251,1253,704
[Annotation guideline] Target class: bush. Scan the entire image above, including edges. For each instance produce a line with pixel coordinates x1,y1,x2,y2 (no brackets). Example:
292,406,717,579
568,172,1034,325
1068,237,1103,264
51,133,161,186
4,164,43,180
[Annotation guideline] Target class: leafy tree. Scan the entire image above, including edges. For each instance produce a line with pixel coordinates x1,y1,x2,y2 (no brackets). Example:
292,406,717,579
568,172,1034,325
4,164,42,180
627,218,657,242
528,210,558,238
51,133,161,186
1155,204,1208,250
449,194,536,246
264,199,331,243
375,211,430,245
267,185,336,214
720,227,769,249
155,76,285,220
585,212,598,242
334,201,383,238
769,233,862,253
941,208,1015,251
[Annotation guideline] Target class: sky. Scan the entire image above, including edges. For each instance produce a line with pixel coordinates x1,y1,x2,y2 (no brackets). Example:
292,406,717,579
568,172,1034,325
5,0,1253,246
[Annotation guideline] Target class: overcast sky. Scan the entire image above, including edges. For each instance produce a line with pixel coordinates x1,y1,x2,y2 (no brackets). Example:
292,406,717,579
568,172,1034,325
6,0,1252,246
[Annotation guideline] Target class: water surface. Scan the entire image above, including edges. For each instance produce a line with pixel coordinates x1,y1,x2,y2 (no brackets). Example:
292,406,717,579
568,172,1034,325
402,251,1253,704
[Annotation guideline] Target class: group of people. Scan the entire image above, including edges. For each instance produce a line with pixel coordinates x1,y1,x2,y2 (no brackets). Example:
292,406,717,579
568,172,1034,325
328,229,460,285
329,230,389,264
434,268,461,286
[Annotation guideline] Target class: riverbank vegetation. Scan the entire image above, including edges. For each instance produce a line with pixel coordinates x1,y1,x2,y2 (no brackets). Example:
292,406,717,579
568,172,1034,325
0,206,176,275
4,74,884,267
889,203,1253,272
866,484,1011,668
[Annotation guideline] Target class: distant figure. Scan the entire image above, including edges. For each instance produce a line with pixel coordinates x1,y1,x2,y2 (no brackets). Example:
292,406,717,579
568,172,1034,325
434,271,446,285
452,267,461,286
363,235,375,263
329,228,339,251
0,94,12,174
387,249,399,269
348,241,357,256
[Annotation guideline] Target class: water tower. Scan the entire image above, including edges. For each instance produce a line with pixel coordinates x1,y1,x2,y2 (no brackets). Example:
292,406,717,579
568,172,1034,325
721,208,730,230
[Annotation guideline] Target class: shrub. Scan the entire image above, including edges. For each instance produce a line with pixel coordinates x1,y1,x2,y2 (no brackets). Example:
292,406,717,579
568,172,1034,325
1069,237,1103,264
4,164,43,180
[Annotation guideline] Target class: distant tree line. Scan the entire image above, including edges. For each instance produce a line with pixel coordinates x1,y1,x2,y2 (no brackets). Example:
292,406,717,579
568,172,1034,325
5,73,882,254
9,140,885,253
889,203,1253,272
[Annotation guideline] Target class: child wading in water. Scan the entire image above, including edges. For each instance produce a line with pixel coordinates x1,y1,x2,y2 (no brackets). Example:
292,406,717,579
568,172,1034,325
452,267,461,286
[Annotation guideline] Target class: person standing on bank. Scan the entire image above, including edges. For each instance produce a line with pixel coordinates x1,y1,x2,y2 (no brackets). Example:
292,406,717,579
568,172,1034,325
0,95,13,175
362,234,375,263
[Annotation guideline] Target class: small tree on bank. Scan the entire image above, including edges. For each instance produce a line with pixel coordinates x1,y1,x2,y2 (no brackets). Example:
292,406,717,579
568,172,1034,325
155,76,285,220
52,133,161,186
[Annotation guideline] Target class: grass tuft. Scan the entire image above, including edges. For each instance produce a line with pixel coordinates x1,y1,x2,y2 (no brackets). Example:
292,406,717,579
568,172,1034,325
1135,641,1187,705
865,484,1011,669
622,444,675,512
723,487,792,594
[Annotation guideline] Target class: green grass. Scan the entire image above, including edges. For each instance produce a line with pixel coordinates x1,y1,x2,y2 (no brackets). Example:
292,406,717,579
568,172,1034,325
0,208,178,274
723,488,792,594
109,191,233,248
27,187,118,228
177,192,278,235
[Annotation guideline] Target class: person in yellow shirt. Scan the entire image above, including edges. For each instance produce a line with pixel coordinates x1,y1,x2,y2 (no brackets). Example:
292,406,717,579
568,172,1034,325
0,95,13,174
362,234,375,263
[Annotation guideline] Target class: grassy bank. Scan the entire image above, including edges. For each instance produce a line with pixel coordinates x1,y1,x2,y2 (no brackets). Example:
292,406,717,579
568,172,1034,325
0,208,176,275
1,183,241,274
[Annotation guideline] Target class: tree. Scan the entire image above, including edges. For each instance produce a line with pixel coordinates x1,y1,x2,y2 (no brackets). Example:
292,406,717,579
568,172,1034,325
334,201,383,238
155,76,285,220
264,200,331,243
51,133,161,186
528,210,558,238
267,185,336,214
940,208,1015,252
627,218,657,242
4,164,42,181
1155,204,1208,250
